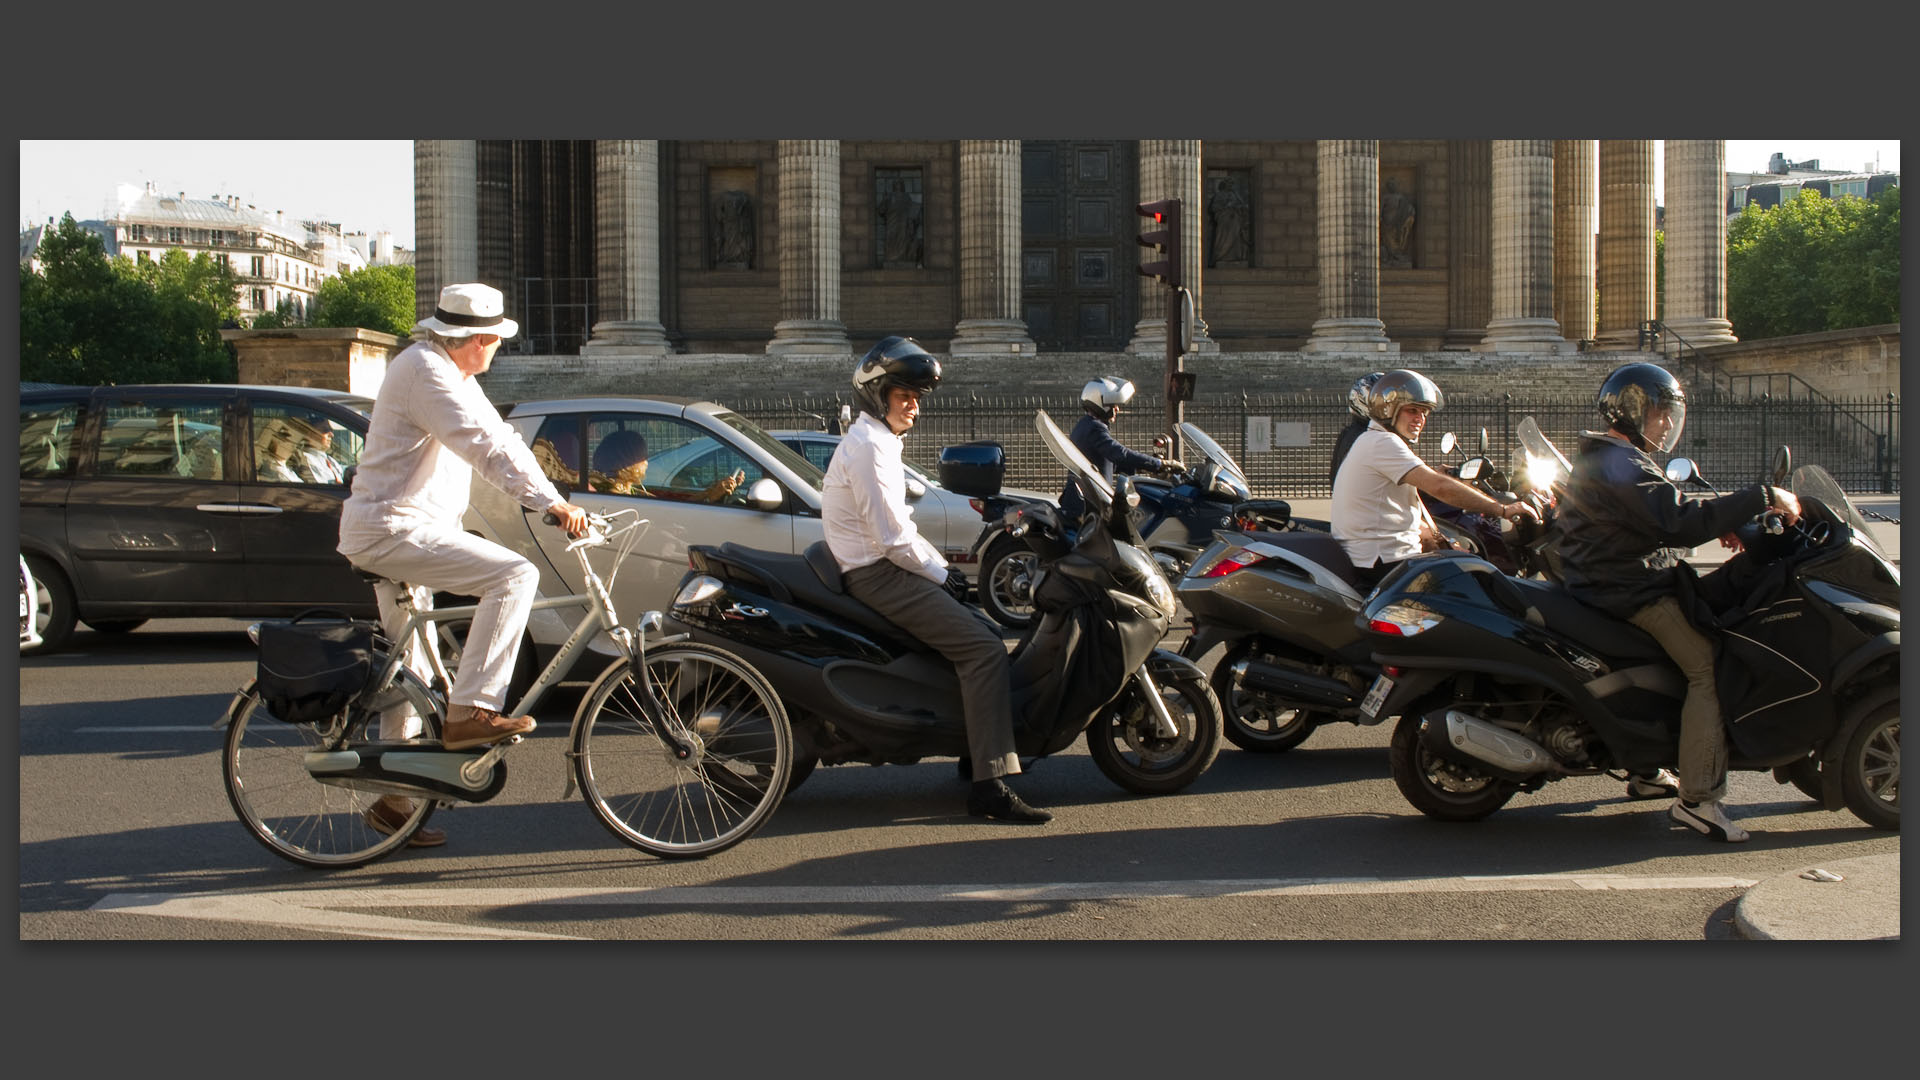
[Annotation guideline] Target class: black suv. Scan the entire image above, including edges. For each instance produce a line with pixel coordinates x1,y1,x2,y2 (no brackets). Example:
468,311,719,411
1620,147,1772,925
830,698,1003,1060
19,384,378,653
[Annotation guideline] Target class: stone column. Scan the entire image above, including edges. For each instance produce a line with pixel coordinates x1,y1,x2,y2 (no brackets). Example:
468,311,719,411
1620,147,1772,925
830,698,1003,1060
582,139,671,356
1304,139,1393,353
1663,139,1738,346
414,140,479,325
1478,139,1567,352
767,139,850,355
949,140,1036,357
1595,139,1657,350
1444,140,1491,348
1553,139,1597,345
1128,139,1215,355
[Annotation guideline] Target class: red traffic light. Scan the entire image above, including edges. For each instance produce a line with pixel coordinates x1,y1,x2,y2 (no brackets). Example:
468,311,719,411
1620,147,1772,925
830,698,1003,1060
1136,199,1182,288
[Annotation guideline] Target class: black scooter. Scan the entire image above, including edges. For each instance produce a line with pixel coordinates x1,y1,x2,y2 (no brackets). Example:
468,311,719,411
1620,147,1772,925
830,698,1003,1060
1358,453,1900,831
663,410,1224,798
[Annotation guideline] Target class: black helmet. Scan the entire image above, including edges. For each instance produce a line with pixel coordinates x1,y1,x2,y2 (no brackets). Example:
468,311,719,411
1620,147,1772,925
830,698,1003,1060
1366,369,1444,424
1347,371,1385,421
1597,362,1686,453
852,336,942,419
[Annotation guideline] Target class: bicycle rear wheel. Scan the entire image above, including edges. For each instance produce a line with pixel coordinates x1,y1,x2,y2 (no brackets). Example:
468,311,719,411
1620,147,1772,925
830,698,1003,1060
573,643,791,858
222,657,443,869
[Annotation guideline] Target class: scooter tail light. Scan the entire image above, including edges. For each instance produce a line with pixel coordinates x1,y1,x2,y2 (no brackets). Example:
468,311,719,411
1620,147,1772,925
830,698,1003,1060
1199,550,1266,578
1369,600,1442,636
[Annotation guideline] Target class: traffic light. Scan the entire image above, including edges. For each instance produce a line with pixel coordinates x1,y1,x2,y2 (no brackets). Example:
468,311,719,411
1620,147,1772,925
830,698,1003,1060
1136,199,1182,290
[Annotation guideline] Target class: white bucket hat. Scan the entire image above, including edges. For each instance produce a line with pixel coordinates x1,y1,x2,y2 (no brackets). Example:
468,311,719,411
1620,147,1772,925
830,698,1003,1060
413,282,519,339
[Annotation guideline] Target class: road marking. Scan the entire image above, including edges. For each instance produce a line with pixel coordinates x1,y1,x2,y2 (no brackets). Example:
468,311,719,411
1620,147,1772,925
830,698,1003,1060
75,726,222,734
92,872,1760,941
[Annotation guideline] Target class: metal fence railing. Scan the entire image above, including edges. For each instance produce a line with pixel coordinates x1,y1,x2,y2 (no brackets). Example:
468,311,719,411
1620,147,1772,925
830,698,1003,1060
728,391,1902,498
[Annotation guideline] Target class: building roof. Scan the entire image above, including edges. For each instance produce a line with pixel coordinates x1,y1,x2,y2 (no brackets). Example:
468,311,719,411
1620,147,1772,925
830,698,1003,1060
112,185,306,243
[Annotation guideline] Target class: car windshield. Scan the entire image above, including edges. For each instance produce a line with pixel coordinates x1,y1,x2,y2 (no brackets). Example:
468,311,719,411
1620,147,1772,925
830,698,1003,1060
714,410,826,489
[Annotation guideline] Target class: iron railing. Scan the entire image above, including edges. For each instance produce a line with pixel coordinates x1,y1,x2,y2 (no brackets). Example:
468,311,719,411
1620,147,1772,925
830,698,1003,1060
728,390,1901,498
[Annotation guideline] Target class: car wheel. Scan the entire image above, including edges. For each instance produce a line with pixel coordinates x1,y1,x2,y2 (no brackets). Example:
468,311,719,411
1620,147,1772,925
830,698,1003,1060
22,555,76,655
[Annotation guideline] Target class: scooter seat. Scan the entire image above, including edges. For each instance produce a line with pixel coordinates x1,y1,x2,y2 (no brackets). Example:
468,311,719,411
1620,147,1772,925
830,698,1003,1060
1506,577,1667,662
1241,529,1364,592
712,542,935,654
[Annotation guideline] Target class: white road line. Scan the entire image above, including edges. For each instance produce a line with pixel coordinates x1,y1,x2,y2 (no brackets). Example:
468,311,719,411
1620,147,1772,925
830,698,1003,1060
75,726,221,734
92,873,1759,941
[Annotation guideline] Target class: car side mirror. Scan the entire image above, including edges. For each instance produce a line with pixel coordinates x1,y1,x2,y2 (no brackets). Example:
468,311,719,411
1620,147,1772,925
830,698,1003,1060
745,477,783,511
904,476,927,500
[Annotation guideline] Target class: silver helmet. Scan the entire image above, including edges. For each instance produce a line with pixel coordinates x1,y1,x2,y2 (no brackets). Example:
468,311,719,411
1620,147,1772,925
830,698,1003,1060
1081,376,1136,420
1367,369,1444,424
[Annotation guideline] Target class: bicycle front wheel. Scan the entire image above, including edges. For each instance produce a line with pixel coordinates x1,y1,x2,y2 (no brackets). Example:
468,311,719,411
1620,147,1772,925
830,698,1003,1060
222,660,443,869
574,643,791,858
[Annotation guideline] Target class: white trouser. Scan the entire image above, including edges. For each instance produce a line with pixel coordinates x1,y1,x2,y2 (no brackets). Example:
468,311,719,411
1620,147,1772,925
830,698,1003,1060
343,523,540,739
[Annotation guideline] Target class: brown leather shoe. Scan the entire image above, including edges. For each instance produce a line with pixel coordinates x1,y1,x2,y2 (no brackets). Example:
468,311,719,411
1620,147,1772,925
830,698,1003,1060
442,704,536,750
364,795,446,847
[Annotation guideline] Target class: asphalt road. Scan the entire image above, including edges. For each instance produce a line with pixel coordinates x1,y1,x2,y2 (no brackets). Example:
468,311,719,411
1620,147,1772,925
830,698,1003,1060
17,610,1899,941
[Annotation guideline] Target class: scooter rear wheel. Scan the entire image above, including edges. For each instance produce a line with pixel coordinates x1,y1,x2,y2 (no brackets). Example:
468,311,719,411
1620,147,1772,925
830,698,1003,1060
978,540,1042,631
1387,711,1513,822
1210,643,1321,753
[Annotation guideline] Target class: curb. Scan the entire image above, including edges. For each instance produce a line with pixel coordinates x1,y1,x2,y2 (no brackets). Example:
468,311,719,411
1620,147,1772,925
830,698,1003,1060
1733,853,1901,941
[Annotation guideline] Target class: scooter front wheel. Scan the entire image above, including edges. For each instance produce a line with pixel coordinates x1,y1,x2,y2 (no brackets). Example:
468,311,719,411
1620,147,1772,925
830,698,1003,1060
1387,711,1513,822
1086,668,1222,795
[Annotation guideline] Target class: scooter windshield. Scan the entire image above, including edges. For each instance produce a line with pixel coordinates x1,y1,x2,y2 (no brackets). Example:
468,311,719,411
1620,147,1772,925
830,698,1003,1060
1178,422,1252,490
1037,409,1111,507
1793,464,1885,559
1515,415,1574,491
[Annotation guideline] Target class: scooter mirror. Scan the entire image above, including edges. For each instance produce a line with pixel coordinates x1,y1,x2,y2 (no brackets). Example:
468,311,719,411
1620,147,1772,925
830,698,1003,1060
1458,457,1486,481
1665,458,1697,485
1439,432,1457,456
1771,445,1792,487
1478,427,1490,456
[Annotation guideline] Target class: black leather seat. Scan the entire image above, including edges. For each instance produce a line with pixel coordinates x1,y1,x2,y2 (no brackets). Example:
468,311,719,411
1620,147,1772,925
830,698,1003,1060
1506,577,1667,662
1242,529,1363,591
712,541,932,651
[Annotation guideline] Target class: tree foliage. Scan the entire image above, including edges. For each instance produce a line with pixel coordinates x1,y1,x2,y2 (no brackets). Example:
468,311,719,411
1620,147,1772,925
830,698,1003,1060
19,214,240,385
1727,186,1901,340
309,263,417,337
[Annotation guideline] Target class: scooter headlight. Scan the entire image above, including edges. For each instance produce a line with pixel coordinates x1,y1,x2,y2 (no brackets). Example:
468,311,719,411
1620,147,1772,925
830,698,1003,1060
1143,566,1175,618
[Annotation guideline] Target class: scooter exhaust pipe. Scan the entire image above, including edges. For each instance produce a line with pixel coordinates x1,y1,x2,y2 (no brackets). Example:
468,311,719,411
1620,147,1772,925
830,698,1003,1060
1233,658,1359,710
1420,709,1556,777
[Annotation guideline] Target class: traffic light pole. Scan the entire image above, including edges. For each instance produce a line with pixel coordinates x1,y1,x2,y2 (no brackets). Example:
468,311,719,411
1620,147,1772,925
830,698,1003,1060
1137,198,1192,461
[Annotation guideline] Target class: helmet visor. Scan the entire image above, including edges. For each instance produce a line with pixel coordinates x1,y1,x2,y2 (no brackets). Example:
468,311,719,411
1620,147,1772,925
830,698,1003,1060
1645,399,1686,453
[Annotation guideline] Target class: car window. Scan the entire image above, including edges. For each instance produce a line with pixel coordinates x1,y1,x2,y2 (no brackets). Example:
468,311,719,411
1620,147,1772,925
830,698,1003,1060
19,398,82,479
716,411,825,488
250,403,360,485
529,416,585,491
94,397,226,480
791,439,836,472
583,413,763,505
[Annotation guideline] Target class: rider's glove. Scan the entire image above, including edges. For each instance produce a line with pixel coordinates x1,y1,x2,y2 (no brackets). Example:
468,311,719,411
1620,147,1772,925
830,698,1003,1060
1161,458,1185,475
943,567,970,603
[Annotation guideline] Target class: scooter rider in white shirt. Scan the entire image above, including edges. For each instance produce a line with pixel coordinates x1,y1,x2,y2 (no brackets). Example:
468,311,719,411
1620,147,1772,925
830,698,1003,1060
820,336,1051,824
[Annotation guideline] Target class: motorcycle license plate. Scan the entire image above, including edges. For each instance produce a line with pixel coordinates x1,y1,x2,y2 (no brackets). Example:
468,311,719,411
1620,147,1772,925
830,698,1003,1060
1360,674,1394,718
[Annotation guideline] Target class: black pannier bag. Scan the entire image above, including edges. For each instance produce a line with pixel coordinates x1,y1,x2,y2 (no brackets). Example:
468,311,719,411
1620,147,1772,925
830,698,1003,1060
255,611,376,724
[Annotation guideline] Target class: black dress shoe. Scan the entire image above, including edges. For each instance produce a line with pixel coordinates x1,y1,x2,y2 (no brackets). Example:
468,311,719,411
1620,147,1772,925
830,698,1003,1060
967,779,1052,824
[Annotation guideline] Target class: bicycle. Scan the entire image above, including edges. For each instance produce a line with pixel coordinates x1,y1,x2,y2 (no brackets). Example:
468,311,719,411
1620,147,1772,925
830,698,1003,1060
219,508,792,869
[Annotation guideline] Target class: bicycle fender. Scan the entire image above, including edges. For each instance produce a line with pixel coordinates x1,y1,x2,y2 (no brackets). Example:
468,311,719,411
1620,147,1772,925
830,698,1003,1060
214,679,257,729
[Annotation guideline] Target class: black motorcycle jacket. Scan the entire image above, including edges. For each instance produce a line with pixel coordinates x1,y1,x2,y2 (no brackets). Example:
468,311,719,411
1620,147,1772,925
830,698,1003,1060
1060,413,1161,520
1553,431,1768,618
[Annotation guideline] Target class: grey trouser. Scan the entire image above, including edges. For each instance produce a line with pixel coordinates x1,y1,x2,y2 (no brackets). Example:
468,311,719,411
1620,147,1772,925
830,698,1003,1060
842,559,1020,781
1629,595,1727,803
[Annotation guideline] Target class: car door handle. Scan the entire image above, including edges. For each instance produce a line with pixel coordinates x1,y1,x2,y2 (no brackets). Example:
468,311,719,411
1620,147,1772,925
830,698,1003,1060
196,503,285,514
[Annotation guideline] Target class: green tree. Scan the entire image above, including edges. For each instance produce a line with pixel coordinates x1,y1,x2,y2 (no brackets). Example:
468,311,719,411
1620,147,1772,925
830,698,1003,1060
308,263,417,337
1727,186,1901,339
19,214,240,385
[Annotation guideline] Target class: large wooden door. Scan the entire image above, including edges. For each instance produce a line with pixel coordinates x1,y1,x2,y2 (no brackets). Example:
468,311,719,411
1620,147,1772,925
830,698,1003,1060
1021,141,1137,351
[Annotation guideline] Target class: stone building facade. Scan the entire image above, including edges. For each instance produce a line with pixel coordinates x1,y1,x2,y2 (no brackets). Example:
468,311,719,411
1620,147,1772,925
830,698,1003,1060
414,139,1740,364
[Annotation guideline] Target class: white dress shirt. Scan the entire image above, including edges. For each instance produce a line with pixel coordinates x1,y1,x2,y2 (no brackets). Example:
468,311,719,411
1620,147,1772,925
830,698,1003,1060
1330,422,1427,568
820,411,947,584
337,339,563,556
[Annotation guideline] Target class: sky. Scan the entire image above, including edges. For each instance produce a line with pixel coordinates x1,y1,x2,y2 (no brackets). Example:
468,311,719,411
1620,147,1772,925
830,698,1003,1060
16,139,1902,252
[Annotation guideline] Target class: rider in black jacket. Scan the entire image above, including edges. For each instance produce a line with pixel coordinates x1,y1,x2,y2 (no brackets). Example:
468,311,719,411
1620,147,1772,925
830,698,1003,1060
1059,376,1180,522
1554,362,1801,842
